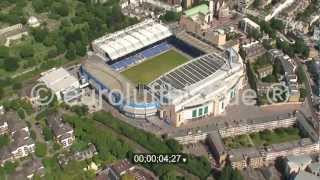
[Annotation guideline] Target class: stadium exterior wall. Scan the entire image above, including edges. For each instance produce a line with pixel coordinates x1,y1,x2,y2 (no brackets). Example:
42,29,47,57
159,57,246,127
80,66,159,118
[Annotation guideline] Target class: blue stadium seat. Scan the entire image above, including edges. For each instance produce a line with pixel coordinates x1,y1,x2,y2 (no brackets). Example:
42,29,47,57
110,42,172,71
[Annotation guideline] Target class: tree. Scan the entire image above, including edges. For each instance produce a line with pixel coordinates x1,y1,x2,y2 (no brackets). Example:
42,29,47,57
218,165,244,180
31,27,49,43
75,41,87,57
0,87,4,100
19,45,34,58
3,161,18,174
252,0,261,8
52,2,69,17
0,135,9,148
121,174,135,180
0,46,9,58
160,169,177,180
159,11,181,22
270,18,285,31
66,43,77,60
71,105,89,116
43,126,53,141
35,142,47,157
3,57,19,71
165,139,182,153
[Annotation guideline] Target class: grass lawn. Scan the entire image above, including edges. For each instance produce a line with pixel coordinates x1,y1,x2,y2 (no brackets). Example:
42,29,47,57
121,49,188,84
250,127,302,146
224,134,253,149
224,127,303,149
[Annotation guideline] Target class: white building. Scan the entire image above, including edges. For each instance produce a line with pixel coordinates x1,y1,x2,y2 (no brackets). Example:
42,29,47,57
38,68,80,102
314,26,320,41
27,16,41,28
240,18,261,34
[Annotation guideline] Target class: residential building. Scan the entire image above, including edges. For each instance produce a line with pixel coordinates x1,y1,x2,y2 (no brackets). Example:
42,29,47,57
262,138,318,162
10,130,35,159
0,24,28,47
241,41,266,63
268,49,300,102
218,113,296,138
0,117,8,135
208,131,227,165
239,18,260,35
307,162,320,177
229,147,264,169
285,155,312,177
313,26,320,41
74,143,98,161
0,112,35,165
10,159,45,179
237,0,247,13
47,114,75,148
257,65,273,79
96,159,157,180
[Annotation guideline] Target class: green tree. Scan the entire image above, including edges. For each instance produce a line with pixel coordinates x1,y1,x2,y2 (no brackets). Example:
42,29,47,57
19,45,34,58
52,2,69,17
35,142,47,157
0,46,9,58
66,43,77,60
252,0,261,8
160,11,181,22
3,161,18,174
160,169,177,180
43,126,53,141
270,18,285,31
31,27,49,43
3,57,19,71
75,41,87,57
0,87,4,99
0,135,10,148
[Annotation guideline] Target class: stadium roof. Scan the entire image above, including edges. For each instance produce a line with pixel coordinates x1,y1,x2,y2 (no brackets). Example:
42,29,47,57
92,19,172,60
184,4,209,17
149,52,244,105
150,53,227,90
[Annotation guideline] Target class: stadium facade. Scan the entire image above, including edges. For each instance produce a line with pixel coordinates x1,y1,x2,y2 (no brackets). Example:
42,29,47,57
81,19,246,127
153,50,245,126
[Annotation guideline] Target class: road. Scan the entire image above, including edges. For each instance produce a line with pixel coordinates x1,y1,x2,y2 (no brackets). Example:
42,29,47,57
99,86,302,137
295,57,320,133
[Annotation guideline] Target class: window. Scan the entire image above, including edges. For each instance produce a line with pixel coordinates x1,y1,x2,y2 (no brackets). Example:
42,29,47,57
204,106,208,114
199,108,203,116
192,110,197,118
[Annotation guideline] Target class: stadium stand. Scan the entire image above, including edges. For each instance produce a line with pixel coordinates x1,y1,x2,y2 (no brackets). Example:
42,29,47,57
110,42,173,71
92,19,172,61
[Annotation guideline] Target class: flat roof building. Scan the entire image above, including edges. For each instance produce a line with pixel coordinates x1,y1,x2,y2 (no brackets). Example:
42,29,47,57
38,67,80,102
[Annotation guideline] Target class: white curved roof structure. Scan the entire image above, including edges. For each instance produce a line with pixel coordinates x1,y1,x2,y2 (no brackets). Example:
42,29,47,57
92,19,172,60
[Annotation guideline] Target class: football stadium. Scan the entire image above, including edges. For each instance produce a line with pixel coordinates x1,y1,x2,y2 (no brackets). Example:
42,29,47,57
81,19,246,127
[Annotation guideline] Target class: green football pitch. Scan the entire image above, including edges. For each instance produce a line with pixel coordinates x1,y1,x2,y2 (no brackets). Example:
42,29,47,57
121,49,189,84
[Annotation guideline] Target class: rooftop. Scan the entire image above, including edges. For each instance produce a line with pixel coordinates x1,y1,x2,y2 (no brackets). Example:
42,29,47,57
47,114,73,137
110,159,134,176
92,19,172,60
295,171,320,180
39,67,79,93
149,51,243,104
184,4,209,17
